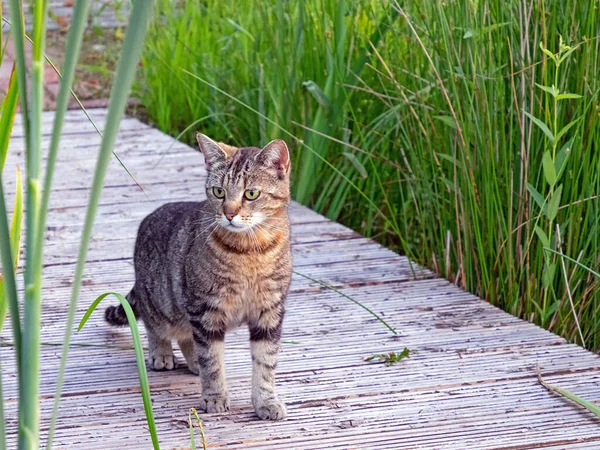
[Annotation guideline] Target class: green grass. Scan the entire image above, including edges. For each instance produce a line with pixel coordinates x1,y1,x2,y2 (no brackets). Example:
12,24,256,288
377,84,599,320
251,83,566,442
136,0,600,350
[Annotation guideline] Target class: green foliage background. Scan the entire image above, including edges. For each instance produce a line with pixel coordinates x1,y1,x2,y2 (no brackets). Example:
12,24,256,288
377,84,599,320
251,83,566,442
136,0,600,350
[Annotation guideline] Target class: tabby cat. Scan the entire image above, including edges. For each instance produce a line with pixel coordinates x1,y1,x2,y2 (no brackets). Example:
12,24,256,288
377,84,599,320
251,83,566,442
104,134,292,420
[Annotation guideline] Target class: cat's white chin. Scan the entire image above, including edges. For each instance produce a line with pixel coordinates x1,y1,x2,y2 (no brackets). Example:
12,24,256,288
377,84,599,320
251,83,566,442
219,213,264,233
222,223,249,233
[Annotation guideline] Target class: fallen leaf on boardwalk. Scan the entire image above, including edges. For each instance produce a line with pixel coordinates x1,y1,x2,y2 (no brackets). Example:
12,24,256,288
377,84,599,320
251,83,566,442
364,348,412,366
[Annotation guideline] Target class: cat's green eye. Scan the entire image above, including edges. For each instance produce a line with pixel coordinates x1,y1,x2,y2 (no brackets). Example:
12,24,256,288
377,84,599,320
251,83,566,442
212,186,225,198
244,189,260,200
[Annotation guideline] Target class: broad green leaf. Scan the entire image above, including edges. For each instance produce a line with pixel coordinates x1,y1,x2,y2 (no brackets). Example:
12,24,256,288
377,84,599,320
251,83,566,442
440,177,455,192
436,152,456,164
524,112,555,142
558,46,577,65
555,118,581,143
434,115,457,129
554,139,572,179
226,19,255,42
545,300,560,320
556,93,582,100
535,83,559,98
342,152,368,179
463,22,510,39
547,184,563,221
0,166,22,332
542,262,557,288
539,42,558,64
534,226,550,249
542,152,557,186
302,80,332,111
79,292,160,449
526,182,546,211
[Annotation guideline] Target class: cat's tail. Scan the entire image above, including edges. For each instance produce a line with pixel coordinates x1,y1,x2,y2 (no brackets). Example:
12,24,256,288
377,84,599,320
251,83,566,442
104,289,140,327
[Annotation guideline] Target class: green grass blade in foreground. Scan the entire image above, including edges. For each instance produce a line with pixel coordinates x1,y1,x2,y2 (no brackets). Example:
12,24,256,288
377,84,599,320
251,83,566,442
190,408,207,450
46,1,156,447
188,412,196,450
0,65,18,172
0,176,20,367
7,0,29,145
78,293,160,449
0,168,21,450
0,359,5,450
41,1,92,444
537,366,600,418
0,166,22,332
293,270,397,335
19,0,51,446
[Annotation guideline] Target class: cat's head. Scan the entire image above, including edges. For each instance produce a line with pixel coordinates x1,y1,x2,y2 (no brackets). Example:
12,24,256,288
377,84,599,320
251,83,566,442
196,133,291,233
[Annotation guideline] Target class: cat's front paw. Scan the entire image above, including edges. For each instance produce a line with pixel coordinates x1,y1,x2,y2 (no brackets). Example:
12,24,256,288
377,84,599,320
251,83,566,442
253,397,287,420
199,394,230,413
148,353,175,371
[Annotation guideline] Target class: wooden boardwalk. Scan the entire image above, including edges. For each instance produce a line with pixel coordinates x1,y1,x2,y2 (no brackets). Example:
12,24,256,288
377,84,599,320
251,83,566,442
2,109,600,449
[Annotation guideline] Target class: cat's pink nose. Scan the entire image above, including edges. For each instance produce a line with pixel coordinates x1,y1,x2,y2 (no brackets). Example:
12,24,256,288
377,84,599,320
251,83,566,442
225,212,236,221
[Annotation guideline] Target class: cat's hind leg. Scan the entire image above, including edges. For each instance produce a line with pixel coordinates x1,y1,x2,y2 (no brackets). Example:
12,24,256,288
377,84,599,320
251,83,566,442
146,327,175,371
177,337,200,375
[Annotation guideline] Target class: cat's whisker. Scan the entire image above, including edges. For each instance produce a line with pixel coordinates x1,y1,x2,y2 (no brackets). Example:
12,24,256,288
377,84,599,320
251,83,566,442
257,222,288,233
254,223,277,242
249,228,262,252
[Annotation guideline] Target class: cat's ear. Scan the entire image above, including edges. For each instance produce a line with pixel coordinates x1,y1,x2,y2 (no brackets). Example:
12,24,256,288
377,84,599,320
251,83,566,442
256,139,290,179
196,133,229,172
217,142,238,159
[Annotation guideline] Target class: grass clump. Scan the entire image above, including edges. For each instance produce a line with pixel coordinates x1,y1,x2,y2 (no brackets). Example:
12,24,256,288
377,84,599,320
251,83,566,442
136,0,600,351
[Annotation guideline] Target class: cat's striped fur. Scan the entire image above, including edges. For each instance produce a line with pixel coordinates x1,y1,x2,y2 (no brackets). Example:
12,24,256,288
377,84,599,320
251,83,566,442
105,134,292,420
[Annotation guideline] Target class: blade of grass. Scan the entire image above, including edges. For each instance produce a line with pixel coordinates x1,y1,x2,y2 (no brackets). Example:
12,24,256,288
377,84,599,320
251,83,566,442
543,248,600,278
190,408,207,450
0,64,18,172
0,166,22,332
188,411,196,450
537,365,600,417
293,270,397,334
41,1,93,444
0,358,5,450
0,175,20,392
19,0,51,445
7,0,29,147
46,1,156,447
78,292,160,449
